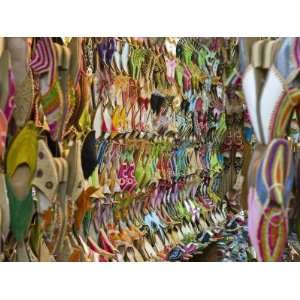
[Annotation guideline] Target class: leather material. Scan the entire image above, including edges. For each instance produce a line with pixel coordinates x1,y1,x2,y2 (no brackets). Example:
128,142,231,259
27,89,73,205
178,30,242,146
260,67,285,143
242,65,262,143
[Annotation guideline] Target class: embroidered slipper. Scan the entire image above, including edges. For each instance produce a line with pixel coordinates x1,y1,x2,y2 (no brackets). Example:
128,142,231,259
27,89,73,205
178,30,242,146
30,38,56,90
63,44,75,113
248,139,293,261
30,38,64,141
32,139,59,213
65,38,88,133
6,38,34,128
72,72,89,132
257,206,288,262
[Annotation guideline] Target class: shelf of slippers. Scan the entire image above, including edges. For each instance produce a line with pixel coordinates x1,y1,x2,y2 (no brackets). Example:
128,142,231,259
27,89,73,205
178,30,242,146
0,37,240,262
86,37,237,262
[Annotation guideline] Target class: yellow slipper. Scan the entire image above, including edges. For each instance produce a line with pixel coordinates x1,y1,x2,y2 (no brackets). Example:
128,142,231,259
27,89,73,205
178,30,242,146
5,122,38,242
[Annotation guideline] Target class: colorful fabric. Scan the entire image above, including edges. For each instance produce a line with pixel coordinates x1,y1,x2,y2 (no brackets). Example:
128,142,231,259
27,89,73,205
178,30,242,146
30,37,56,88
257,207,288,262
270,89,300,140
248,139,293,261
256,139,293,209
40,80,63,140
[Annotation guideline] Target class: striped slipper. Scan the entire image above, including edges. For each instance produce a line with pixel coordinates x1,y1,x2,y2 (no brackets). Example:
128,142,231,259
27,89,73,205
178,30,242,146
30,38,64,140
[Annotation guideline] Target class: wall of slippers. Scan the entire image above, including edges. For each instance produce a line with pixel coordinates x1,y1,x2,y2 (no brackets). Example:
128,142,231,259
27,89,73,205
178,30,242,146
0,37,248,262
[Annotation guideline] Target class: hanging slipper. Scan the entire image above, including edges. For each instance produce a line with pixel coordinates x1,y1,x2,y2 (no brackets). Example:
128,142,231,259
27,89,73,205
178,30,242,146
6,38,34,128
81,130,98,180
248,139,294,261
66,38,89,132
256,141,293,262
66,139,85,202
5,122,38,243
74,186,97,231
32,139,59,213
69,37,82,88
30,38,64,141
55,43,73,138
51,157,69,256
